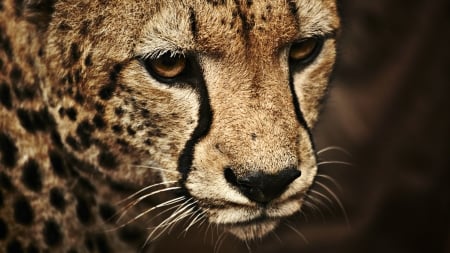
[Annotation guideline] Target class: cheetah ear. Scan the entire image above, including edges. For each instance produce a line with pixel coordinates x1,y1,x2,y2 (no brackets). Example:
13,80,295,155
23,0,57,31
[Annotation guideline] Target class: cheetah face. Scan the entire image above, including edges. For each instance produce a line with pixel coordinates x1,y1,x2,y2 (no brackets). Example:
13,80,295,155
47,0,339,241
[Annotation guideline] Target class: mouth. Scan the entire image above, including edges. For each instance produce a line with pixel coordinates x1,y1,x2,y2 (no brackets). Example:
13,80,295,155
202,197,303,240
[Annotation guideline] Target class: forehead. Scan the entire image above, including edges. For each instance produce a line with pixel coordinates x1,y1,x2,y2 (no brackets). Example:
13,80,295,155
138,0,338,57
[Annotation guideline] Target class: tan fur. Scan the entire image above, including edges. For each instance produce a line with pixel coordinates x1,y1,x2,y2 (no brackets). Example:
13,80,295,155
0,0,339,251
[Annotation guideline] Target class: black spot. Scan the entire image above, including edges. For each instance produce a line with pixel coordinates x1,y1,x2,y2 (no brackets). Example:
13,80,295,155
126,126,136,136
58,107,65,117
0,82,13,109
16,107,56,133
13,196,34,225
66,135,80,151
189,7,198,39
0,190,3,208
0,132,19,168
140,109,150,118
287,0,299,24
43,220,63,247
50,130,63,148
99,203,117,223
13,86,37,100
75,177,97,193
85,237,95,252
49,187,66,212
98,84,115,100
48,150,68,177
0,218,8,240
57,22,71,30
7,239,23,253
114,107,124,116
21,158,43,192
76,120,95,147
26,244,39,253
97,150,118,169
66,107,77,121
75,195,94,225
111,124,122,134
69,43,81,64
0,32,13,58
98,63,123,100
118,226,145,245
93,114,106,129
73,69,81,83
0,172,15,191
95,102,105,114
95,234,111,253
74,91,84,104
84,54,93,67
9,65,22,82
80,20,91,35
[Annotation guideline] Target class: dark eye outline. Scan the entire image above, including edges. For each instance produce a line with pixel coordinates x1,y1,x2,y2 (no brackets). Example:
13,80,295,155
288,37,325,70
139,51,199,85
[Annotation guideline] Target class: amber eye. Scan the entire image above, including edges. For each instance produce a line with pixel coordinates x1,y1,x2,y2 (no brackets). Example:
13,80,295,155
145,52,186,79
289,37,323,64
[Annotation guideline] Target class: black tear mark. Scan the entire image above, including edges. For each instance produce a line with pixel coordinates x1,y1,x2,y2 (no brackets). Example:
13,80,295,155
21,158,43,192
0,132,19,168
177,59,213,179
43,219,63,246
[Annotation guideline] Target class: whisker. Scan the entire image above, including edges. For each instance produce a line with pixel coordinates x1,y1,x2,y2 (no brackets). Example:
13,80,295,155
214,231,227,253
316,174,343,193
317,160,353,167
116,180,178,205
308,191,336,216
285,222,309,244
132,165,179,174
316,181,350,228
112,196,186,230
184,209,207,232
317,146,351,156
116,186,182,223
244,239,253,253
303,199,326,222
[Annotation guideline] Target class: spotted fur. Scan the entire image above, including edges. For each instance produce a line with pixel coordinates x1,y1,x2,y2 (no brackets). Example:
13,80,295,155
0,0,339,252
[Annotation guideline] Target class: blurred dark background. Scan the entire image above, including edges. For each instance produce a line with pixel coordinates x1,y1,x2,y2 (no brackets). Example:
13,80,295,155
156,0,450,252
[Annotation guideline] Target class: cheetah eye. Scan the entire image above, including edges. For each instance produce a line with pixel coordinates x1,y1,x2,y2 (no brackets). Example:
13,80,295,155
289,37,324,66
143,52,187,80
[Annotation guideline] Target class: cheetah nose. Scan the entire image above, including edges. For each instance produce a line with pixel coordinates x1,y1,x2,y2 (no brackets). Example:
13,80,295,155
224,166,301,205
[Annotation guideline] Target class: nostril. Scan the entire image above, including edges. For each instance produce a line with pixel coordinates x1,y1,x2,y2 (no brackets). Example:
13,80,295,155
224,167,238,186
224,166,301,204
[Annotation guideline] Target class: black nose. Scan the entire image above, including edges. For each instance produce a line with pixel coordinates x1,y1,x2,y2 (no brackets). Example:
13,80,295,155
224,167,301,205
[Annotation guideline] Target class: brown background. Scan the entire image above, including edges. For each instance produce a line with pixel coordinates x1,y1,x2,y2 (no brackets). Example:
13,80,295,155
155,0,450,252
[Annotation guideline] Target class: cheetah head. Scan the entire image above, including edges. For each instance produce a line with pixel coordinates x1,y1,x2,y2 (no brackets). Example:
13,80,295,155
44,0,339,241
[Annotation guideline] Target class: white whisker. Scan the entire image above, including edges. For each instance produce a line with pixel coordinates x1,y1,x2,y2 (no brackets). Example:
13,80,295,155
132,165,179,174
116,180,178,205
316,174,343,193
317,160,353,167
317,146,351,156
316,181,350,228
285,222,309,244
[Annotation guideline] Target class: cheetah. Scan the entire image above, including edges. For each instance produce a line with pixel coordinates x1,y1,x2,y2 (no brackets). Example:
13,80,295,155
0,0,340,252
